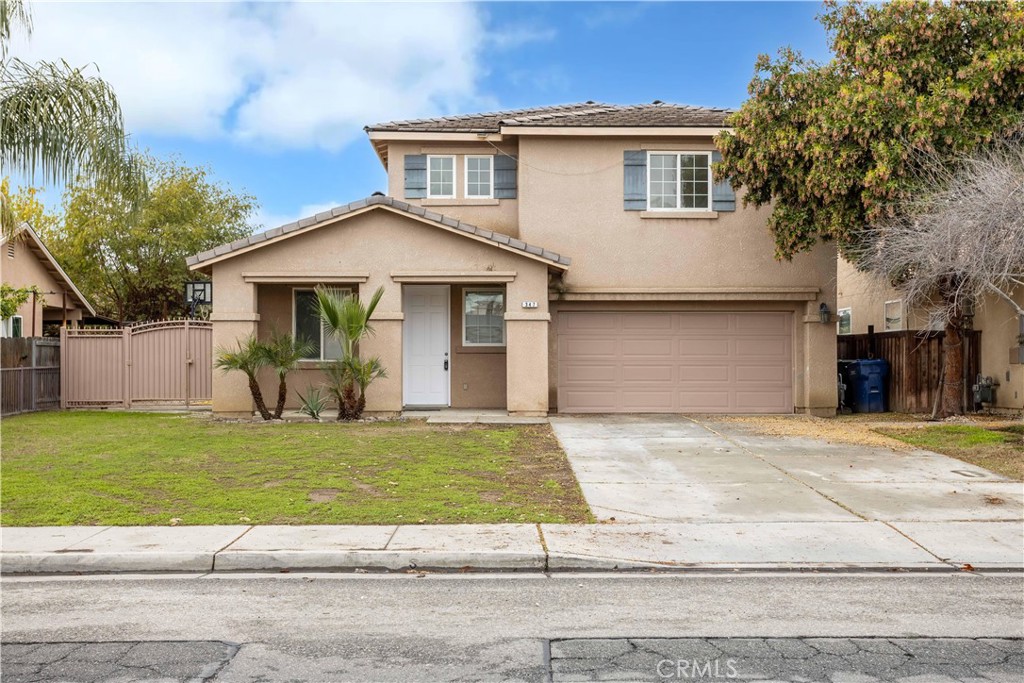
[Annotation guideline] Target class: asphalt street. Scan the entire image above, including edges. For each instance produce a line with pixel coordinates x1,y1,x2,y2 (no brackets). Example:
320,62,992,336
2,572,1022,681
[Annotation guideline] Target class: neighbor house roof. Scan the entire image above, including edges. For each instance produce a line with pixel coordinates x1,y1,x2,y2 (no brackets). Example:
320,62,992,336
365,101,732,133
1,224,96,316
187,195,571,271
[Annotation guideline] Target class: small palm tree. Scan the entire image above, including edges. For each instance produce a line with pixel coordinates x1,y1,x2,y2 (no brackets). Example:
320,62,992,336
316,286,386,420
258,332,315,419
214,336,272,420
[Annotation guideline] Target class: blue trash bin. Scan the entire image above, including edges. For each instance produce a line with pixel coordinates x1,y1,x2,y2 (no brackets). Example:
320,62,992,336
848,359,889,413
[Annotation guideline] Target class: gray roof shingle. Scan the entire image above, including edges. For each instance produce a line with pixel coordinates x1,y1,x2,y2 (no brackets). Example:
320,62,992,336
366,101,732,133
187,195,571,269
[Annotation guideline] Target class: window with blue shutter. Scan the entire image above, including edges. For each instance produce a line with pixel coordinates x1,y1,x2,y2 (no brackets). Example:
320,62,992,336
623,150,647,210
404,154,427,199
711,150,736,212
494,154,517,199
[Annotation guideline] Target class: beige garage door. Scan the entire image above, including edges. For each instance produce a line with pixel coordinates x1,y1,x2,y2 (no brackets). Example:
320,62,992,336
557,311,793,414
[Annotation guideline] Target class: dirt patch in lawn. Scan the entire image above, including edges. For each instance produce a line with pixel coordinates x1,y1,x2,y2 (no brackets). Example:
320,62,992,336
711,414,916,450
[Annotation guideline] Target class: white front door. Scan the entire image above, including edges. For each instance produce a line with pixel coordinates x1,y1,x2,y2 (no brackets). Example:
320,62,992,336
403,285,450,407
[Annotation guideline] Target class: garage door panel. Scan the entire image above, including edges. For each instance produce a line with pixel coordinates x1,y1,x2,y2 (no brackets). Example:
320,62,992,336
622,364,675,384
679,365,730,382
621,338,674,358
558,311,793,414
736,337,789,357
621,390,674,411
561,364,617,383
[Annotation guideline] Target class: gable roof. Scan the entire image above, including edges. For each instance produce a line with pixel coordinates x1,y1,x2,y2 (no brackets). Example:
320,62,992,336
366,101,732,133
1,224,96,316
187,195,571,271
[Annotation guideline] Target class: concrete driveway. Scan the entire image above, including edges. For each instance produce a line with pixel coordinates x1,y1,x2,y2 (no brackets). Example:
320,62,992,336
549,415,1023,568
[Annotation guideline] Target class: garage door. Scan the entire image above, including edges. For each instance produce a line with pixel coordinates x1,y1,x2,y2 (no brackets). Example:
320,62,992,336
557,311,793,413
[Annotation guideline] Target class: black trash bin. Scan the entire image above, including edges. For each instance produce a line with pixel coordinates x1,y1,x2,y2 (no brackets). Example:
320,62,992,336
848,359,888,413
837,360,858,412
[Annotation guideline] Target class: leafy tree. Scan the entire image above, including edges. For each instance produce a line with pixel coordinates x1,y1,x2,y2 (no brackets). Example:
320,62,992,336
214,336,272,421
716,0,1024,415
40,154,256,321
716,0,1024,258
257,332,315,419
0,282,38,320
316,286,386,421
1,0,145,238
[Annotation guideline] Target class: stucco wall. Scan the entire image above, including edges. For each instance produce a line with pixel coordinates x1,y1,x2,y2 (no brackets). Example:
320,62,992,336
208,207,549,415
449,285,506,409
837,257,1023,410
1,238,84,336
385,141,520,238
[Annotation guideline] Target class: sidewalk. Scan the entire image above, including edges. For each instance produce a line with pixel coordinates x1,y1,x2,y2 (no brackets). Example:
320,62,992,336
3,520,1021,574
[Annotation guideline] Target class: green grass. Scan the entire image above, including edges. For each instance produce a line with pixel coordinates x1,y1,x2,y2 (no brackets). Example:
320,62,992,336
0,411,593,526
877,424,1024,481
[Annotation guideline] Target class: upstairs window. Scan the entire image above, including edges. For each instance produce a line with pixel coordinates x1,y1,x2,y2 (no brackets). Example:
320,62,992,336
465,156,493,198
884,300,903,331
427,155,455,198
648,152,710,210
463,289,505,346
837,308,852,335
294,288,349,360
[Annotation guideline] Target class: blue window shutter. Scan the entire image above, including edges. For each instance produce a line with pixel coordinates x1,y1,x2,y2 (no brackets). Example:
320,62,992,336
404,154,427,199
711,150,736,212
494,154,517,199
623,150,646,211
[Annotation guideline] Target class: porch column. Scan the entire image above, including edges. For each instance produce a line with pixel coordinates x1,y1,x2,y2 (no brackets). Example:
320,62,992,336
800,299,838,417
211,276,259,417
505,314,550,416
360,277,403,416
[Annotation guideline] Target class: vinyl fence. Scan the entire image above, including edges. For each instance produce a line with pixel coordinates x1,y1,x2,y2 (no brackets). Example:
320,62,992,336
1,337,61,416
837,329,981,413
61,320,213,408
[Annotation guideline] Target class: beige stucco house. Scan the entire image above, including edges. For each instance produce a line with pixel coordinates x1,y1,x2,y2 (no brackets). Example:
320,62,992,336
837,256,1024,411
0,224,95,337
189,102,838,418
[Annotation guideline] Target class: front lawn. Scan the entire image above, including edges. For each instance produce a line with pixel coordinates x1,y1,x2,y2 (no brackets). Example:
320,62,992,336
0,411,593,526
877,424,1024,481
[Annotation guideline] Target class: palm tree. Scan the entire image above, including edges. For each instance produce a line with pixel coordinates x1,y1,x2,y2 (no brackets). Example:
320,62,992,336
345,356,388,418
316,286,385,420
258,332,315,419
214,336,272,421
1,0,145,237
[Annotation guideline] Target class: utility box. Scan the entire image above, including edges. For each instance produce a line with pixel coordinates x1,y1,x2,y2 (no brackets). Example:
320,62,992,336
848,359,889,413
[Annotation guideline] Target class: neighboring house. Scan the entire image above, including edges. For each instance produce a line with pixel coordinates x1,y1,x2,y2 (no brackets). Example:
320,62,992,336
837,257,1024,411
0,224,96,337
189,102,837,417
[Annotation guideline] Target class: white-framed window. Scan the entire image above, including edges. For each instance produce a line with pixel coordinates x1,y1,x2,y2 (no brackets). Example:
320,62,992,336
648,151,711,210
837,308,852,335
463,288,505,346
465,155,493,198
2,315,23,338
884,300,903,331
293,288,350,361
427,155,455,198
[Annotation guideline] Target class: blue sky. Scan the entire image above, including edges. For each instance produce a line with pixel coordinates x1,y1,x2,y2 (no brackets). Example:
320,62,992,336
15,1,833,229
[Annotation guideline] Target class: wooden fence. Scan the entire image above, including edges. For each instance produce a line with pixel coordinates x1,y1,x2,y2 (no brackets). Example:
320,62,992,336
837,329,981,413
61,320,212,408
1,337,61,417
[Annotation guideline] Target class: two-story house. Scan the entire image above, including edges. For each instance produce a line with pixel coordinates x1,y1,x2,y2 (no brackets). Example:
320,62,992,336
188,102,838,417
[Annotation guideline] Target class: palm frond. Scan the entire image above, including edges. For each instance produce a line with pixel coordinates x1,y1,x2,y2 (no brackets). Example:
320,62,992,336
0,0,32,58
214,336,267,377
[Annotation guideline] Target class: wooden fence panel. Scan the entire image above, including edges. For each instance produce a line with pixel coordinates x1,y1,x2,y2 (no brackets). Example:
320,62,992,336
1,337,61,416
837,329,981,413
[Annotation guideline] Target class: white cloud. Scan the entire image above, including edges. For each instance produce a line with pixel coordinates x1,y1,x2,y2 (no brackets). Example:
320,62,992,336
10,1,526,150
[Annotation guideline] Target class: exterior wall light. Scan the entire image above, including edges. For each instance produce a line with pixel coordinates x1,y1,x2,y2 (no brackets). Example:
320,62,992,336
819,302,831,324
